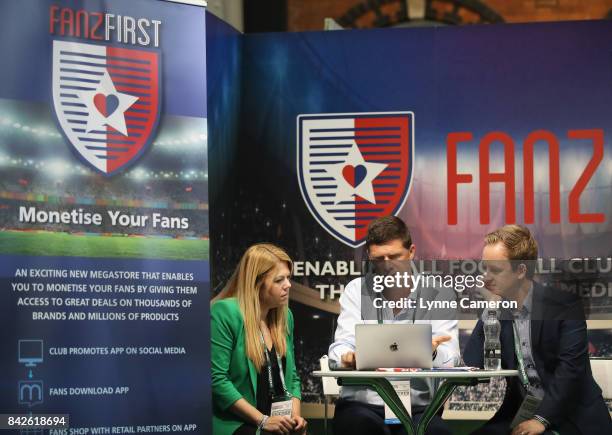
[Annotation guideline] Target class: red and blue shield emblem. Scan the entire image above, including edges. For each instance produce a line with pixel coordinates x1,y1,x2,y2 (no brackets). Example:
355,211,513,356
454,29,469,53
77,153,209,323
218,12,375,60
298,112,414,247
52,40,160,175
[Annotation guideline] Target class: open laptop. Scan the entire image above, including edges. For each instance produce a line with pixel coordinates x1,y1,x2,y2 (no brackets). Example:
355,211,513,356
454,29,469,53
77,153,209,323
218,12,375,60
355,324,433,370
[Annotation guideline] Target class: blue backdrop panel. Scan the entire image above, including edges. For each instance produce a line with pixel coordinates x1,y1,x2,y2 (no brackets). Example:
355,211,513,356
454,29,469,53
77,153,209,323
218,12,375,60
209,20,612,410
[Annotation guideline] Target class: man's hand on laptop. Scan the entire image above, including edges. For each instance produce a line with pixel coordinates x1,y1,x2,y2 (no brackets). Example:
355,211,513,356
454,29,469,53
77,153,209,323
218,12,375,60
431,335,451,353
340,351,356,369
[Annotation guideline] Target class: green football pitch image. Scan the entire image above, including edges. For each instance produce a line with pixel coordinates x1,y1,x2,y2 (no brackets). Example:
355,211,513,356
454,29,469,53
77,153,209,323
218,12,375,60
0,230,209,260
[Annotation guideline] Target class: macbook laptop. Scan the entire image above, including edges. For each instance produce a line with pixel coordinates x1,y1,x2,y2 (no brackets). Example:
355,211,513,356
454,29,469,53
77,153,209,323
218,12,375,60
355,324,433,370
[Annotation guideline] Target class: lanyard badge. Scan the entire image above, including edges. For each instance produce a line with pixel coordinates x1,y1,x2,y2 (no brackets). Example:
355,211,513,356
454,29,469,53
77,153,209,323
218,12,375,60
510,322,542,428
510,395,542,429
384,380,412,424
260,332,293,417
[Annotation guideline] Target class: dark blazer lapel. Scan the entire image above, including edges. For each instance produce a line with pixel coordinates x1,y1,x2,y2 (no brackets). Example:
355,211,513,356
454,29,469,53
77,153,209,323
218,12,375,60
500,319,517,369
530,282,545,346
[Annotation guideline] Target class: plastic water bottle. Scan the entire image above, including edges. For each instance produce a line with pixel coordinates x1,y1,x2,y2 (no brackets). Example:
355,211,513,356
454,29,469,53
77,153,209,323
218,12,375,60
483,309,501,370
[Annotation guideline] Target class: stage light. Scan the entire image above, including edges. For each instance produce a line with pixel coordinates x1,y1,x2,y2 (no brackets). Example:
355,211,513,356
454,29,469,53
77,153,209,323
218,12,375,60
47,159,69,178
131,168,147,181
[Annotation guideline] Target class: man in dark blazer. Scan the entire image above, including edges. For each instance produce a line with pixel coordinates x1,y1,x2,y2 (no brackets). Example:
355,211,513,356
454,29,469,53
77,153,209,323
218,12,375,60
464,225,611,435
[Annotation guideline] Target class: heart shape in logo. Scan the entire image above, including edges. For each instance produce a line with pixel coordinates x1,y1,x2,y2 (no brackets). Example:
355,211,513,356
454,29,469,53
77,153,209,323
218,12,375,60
342,164,367,187
93,93,119,117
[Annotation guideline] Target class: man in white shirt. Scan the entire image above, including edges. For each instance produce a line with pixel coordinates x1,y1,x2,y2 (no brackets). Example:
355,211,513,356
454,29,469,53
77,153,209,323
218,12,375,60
329,216,459,435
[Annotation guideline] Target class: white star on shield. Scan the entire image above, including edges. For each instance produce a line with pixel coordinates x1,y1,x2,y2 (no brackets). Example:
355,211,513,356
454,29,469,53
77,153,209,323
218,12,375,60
76,70,139,136
326,143,387,204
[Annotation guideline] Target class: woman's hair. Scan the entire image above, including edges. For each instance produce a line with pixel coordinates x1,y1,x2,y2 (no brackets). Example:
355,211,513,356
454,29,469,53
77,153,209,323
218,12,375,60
214,243,292,371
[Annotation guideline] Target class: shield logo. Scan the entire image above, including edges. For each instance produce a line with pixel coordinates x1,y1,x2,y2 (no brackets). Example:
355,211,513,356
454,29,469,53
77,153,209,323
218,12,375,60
52,40,160,175
297,112,414,247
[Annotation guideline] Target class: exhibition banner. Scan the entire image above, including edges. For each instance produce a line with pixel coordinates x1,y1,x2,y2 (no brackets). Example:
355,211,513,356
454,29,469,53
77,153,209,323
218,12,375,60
0,0,210,432
209,20,612,409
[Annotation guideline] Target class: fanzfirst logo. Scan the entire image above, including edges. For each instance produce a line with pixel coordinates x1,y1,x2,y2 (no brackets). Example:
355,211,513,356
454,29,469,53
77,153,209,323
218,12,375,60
49,5,162,175
297,112,414,247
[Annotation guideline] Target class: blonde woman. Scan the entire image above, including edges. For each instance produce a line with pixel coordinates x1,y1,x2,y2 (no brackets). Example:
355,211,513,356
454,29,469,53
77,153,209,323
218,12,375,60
211,244,306,435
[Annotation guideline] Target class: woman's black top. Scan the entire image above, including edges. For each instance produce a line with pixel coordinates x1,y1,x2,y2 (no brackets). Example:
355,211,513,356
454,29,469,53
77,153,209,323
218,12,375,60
233,345,287,435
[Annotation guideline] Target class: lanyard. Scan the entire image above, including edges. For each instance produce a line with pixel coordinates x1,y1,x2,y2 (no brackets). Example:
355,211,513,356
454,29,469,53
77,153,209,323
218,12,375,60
259,331,290,398
375,287,420,325
376,305,383,324
511,321,531,390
